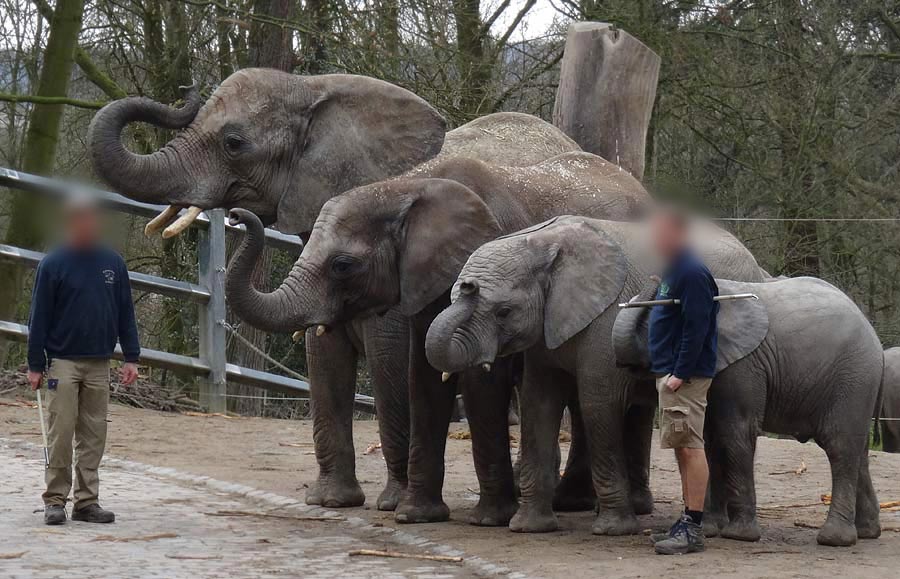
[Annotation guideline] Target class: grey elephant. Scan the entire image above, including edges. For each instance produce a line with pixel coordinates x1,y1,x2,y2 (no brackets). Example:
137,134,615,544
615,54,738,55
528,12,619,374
424,216,766,536
224,151,652,525
87,68,579,510
881,347,900,452
614,280,882,546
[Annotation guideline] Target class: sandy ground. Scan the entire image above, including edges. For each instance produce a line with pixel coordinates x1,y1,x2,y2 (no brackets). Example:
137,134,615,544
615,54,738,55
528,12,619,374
1,396,899,578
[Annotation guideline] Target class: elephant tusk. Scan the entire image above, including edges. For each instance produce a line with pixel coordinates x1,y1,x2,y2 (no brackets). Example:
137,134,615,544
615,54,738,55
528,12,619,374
162,206,204,239
441,372,451,383
482,363,491,373
144,205,181,237
316,325,328,337
292,330,304,342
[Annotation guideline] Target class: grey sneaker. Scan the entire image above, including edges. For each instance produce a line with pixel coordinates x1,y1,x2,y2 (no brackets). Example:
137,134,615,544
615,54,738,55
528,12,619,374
655,514,705,555
72,504,115,523
44,505,66,525
650,518,682,544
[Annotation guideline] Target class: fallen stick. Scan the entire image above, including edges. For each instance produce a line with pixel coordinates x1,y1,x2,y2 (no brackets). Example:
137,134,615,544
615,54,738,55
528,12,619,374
91,533,178,543
165,554,223,560
348,549,463,563
0,551,27,560
278,441,314,448
793,520,822,529
181,411,236,419
758,502,822,510
203,510,342,522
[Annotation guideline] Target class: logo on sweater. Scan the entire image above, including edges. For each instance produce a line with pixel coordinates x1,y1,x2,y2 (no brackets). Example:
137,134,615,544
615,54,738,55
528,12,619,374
102,269,116,285
658,281,670,298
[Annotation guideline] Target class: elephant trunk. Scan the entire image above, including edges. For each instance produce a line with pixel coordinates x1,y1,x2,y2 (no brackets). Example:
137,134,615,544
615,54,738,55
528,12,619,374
88,85,202,203
225,209,308,333
426,297,490,373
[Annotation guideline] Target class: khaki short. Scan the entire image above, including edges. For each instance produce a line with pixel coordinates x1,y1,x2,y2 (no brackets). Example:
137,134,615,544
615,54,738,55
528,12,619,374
656,373,713,450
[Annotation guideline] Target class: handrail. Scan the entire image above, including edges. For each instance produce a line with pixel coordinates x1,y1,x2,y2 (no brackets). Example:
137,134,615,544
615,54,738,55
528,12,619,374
0,167,303,254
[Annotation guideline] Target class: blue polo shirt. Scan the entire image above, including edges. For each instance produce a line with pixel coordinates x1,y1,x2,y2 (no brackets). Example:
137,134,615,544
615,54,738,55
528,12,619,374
648,250,718,379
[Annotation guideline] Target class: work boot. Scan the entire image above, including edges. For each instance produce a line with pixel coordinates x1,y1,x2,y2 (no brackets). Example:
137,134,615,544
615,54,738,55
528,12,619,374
72,504,115,523
44,505,66,525
655,514,705,555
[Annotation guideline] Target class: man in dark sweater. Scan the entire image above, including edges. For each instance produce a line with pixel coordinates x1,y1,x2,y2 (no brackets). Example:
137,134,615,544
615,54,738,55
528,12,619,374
647,209,718,555
27,194,140,525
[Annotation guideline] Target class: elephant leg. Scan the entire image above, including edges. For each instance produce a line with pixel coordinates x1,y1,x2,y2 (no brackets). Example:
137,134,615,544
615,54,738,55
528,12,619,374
717,420,761,542
305,324,365,508
578,371,640,536
362,312,410,511
816,432,864,546
510,361,568,533
855,450,881,539
703,420,728,537
395,307,456,524
553,398,596,512
459,362,518,527
623,403,655,515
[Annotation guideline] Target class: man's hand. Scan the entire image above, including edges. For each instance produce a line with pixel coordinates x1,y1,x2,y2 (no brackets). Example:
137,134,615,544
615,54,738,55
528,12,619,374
119,363,139,386
27,370,43,391
666,376,684,392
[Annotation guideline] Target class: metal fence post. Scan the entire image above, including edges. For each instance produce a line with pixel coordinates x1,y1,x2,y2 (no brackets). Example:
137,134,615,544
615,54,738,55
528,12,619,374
198,208,227,413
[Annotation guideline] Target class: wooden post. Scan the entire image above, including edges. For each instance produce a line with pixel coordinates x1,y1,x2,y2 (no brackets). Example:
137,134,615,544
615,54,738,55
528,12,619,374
553,22,660,181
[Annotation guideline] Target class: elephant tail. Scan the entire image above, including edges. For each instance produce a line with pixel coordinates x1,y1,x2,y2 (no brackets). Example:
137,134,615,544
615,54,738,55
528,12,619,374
873,355,886,448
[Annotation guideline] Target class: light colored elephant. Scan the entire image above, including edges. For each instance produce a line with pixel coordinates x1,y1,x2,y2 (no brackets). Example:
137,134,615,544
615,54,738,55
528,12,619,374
424,216,766,536
224,152,652,525
881,347,900,452
88,69,579,511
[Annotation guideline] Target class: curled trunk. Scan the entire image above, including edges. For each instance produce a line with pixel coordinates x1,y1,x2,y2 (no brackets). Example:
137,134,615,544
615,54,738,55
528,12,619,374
225,209,304,333
425,297,482,372
88,85,201,202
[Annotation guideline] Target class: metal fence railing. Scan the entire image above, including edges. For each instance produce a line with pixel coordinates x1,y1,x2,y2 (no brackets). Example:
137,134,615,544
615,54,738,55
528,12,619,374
0,167,375,414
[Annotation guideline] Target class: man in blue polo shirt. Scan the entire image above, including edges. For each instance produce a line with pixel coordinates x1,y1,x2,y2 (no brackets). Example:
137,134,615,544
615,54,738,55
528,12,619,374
27,194,140,525
647,209,718,555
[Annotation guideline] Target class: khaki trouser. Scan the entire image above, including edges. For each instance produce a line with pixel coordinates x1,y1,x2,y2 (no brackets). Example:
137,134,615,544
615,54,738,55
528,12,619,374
656,373,713,450
41,358,110,509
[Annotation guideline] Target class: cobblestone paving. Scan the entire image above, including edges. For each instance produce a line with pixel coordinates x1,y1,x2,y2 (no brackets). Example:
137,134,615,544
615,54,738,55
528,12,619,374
0,442,480,579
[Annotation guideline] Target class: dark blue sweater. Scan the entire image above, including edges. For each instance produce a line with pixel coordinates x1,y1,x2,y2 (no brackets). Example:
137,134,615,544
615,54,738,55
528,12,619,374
648,250,718,379
27,245,140,372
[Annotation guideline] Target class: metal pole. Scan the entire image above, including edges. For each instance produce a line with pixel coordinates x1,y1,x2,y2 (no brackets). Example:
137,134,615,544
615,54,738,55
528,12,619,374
618,293,759,308
198,208,228,414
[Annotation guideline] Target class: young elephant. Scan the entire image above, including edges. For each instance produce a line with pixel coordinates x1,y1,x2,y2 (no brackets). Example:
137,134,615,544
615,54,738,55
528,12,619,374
881,347,900,453
424,216,766,535
615,279,882,546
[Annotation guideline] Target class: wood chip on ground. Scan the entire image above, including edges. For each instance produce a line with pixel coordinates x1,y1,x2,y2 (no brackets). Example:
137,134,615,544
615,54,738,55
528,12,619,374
91,533,178,542
348,549,463,563
203,509,342,521
0,551,27,560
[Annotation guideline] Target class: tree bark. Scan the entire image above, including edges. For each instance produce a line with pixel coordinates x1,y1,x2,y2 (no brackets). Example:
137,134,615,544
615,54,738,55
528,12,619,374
553,22,660,180
0,0,87,366
248,0,295,72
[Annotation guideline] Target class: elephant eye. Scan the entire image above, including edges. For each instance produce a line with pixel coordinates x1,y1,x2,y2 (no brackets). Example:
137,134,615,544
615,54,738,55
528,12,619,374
223,133,248,154
496,306,512,319
330,255,358,278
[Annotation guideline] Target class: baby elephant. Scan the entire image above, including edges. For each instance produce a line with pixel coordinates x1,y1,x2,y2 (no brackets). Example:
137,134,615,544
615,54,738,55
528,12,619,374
881,347,900,453
425,216,764,536
615,278,883,547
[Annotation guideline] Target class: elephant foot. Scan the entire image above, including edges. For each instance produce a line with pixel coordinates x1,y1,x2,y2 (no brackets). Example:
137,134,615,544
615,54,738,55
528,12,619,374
376,478,406,511
720,518,761,542
591,507,640,536
703,511,728,538
817,518,857,547
629,487,654,516
469,494,518,527
552,473,595,512
305,474,365,508
856,518,881,540
509,502,558,533
395,493,450,524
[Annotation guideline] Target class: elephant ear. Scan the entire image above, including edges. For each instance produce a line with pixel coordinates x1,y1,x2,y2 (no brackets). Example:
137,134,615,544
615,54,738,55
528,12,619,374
538,216,627,350
397,179,501,316
277,74,447,234
612,279,769,374
712,279,769,373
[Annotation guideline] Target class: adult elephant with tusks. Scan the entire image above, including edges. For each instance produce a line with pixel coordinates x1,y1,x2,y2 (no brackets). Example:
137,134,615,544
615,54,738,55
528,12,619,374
224,153,658,526
87,68,580,511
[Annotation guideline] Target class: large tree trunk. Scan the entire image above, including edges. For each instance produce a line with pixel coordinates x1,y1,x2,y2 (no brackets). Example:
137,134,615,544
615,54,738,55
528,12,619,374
553,22,660,181
0,0,86,367
453,0,491,120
